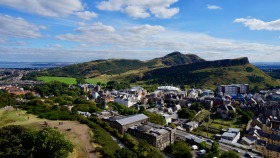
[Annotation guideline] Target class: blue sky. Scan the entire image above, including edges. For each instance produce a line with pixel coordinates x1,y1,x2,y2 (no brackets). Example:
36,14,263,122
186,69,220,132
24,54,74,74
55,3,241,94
0,0,280,62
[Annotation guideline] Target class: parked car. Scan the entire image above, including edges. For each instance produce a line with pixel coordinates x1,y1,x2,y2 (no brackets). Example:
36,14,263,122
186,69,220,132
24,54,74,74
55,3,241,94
192,145,198,150
207,139,213,143
198,149,206,155
244,153,253,158
233,149,240,153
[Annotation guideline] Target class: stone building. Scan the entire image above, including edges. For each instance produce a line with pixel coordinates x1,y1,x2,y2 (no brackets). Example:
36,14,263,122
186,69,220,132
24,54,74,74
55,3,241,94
105,114,149,134
128,124,175,150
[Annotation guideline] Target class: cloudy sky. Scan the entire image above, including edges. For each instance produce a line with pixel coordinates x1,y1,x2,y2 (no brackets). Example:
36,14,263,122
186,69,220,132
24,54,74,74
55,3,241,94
0,0,280,62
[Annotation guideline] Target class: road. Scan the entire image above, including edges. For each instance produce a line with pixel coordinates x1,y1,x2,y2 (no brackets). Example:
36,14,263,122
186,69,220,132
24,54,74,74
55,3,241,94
175,130,262,158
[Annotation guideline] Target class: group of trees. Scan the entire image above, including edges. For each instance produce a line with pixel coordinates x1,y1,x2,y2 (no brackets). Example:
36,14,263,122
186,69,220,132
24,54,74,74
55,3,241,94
106,81,130,90
190,102,204,112
0,125,73,158
0,90,15,108
169,141,193,158
108,102,138,116
237,108,255,123
34,81,82,97
178,108,196,120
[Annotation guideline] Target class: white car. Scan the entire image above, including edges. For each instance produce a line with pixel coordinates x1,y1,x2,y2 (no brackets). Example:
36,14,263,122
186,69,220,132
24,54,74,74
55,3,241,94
192,145,198,150
198,149,206,155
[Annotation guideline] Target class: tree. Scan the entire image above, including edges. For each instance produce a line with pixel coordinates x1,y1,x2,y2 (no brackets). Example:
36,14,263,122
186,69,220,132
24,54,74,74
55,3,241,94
0,125,31,158
31,128,74,158
199,141,210,152
211,142,220,157
178,108,196,119
171,141,192,158
220,150,240,158
114,148,137,158
139,106,146,113
190,102,204,112
0,125,73,158
136,140,163,158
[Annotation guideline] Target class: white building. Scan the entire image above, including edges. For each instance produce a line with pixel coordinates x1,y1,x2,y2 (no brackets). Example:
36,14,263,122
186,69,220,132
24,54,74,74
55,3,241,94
114,93,138,108
220,128,241,143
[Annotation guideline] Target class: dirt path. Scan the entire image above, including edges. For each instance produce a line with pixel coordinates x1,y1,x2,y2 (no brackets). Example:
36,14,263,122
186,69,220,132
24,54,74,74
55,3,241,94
0,109,97,158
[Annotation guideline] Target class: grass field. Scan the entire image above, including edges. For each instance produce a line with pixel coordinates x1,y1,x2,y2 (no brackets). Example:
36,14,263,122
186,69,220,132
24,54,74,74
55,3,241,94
37,76,77,84
85,76,109,84
193,110,210,122
0,108,96,158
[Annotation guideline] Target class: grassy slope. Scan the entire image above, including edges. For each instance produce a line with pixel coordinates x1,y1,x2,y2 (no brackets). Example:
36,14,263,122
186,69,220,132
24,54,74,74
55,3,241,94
0,109,93,158
37,76,77,84
194,64,279,90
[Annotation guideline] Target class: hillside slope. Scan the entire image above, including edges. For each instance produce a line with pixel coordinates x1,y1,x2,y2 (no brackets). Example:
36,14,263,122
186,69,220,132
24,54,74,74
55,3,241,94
38,52,204,78
139,57,278,89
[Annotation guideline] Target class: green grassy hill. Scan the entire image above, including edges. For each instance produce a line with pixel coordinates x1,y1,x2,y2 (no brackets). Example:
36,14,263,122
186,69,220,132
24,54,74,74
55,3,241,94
138,57,279,90
24,52,280,89
25,52,204,79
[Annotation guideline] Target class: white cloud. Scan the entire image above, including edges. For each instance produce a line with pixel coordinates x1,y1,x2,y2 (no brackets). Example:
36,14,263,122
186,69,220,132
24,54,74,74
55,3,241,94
76,22,115,33
0,14,44,38
0,0,98,20
124,6,150,19
128,24,165,34
97,0,179,19
75,11,98,20
54,22,280,62
207,5,221,10
234,18,280,31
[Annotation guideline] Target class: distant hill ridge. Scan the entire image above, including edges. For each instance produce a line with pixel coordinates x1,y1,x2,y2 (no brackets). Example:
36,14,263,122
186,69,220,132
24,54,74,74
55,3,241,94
27,52,279,90
44,51,205,77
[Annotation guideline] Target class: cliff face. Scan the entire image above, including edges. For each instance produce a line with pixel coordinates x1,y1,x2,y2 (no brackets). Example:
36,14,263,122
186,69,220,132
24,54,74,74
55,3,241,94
145,57,250,77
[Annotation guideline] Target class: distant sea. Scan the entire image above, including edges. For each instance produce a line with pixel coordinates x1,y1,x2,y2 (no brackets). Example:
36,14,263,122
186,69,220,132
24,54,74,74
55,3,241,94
0,62,75,69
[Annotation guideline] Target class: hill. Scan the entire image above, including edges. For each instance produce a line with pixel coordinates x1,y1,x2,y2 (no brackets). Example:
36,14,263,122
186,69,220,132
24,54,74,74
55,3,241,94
139,57,278,90
24,52,280,90
29,52,204,78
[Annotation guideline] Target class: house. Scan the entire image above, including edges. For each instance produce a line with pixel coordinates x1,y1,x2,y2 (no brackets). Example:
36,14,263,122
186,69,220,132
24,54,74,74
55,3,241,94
217,104,236,119
162,114,172,124
114,93,139,108
220,128,240,143
185,121,199,132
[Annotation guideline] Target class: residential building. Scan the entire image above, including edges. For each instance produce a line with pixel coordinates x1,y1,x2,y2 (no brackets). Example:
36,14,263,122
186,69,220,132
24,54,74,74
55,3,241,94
128,124,175,150
218,84,249,97
220,128,240,143
185,121,199,132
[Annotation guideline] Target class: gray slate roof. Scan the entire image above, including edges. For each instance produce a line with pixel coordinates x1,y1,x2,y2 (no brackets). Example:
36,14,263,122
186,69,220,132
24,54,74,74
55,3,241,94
116,114,148,125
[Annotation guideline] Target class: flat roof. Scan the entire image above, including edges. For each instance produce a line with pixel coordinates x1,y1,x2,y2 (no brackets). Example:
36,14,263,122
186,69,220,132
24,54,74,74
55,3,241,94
228,128,240,133
116,114,148,126
222,132,236,138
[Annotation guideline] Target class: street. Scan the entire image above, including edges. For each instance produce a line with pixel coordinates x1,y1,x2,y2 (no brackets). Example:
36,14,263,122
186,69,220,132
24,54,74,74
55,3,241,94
175,130,262,158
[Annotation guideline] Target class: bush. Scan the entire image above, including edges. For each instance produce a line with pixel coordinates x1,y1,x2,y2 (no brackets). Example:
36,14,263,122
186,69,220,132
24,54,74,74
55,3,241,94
246,67,254,72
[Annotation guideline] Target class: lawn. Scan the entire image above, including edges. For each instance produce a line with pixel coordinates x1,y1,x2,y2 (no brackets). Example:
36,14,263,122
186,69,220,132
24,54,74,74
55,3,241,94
37,76,77,84
193,110,210,122
85,76,108,84
201,115,246,135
